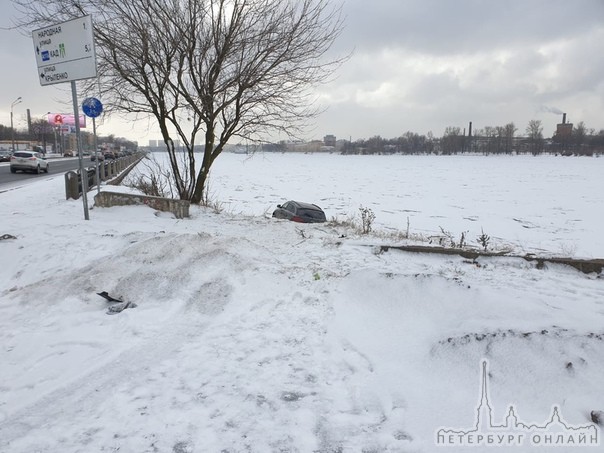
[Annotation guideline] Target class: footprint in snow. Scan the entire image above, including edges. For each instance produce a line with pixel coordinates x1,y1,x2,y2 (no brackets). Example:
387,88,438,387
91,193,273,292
280,391,306,402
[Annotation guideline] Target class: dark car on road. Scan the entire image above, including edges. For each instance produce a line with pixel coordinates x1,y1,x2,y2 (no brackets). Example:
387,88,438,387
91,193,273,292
91,152,105,162
0,150,11,162
272,200,327,223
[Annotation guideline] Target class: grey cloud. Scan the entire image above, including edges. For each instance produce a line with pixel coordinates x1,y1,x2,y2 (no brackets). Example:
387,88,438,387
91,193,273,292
340,0,604,55
2,0,604,143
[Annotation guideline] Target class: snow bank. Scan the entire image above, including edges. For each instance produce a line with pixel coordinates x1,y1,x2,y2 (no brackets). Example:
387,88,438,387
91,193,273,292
0,154,602,452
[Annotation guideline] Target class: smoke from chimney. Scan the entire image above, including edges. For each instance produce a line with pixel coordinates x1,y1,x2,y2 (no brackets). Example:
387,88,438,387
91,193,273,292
539,105,564,115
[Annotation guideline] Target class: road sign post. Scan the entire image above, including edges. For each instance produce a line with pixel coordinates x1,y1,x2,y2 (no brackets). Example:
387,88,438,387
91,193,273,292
70,81,89,219
82,97,103,198
32,15,98,220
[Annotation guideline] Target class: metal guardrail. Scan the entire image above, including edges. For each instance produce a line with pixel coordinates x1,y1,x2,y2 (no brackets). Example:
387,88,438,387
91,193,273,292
65,153,143,200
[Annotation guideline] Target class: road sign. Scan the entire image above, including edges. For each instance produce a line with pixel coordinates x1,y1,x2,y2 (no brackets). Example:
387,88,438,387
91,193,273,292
82,97,103,118
47,113,86,127
32,15,97,86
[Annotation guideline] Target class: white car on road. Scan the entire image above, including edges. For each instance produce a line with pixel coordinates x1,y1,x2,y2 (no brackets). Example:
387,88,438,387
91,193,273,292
9,151,50,174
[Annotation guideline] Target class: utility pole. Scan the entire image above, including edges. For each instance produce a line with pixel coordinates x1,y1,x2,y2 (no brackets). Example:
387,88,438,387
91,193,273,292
11,97,22,152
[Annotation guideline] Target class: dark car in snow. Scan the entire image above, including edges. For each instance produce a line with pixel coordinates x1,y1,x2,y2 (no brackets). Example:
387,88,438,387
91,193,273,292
272,200,327,223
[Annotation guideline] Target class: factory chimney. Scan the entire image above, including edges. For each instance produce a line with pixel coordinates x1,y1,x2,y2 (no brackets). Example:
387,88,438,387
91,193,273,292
562,113,566,124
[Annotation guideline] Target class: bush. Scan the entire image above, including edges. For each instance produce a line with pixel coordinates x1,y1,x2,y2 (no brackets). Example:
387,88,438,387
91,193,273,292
359,206,376,234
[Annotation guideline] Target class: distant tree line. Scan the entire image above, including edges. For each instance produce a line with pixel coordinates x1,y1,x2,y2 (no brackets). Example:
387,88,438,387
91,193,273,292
340,120,604,156
0,121,137,152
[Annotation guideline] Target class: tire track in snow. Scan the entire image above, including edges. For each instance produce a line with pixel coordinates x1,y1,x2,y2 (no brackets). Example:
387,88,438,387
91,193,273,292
0,303,218,451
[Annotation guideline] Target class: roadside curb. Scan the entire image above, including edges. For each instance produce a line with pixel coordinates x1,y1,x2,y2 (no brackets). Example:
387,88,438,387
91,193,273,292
379,244,604,275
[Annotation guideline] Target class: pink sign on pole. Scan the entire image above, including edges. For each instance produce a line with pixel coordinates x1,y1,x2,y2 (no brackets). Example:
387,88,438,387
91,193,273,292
47,113,86,127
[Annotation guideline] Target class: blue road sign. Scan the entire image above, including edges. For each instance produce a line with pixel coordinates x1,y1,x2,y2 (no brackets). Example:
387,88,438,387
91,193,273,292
82,97,103,118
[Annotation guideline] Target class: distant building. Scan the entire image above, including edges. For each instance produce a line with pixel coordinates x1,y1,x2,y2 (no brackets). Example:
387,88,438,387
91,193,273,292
285,140,324,153
146,139,183,152
324,134,336,147
556,113,573,138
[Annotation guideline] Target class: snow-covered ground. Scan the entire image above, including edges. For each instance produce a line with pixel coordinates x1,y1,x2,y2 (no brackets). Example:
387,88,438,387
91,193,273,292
206,153,604,257
0,153,602,452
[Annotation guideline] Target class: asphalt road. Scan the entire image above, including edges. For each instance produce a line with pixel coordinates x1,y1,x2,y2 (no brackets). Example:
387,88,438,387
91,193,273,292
0,156,96,190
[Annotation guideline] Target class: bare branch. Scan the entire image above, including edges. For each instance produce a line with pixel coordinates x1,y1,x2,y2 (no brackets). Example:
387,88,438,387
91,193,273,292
14,0,347,203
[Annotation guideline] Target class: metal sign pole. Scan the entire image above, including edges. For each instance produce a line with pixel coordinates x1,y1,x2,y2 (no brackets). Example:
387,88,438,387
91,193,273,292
71,80,89,220
93,116,100,197
82,97,103,201
33,15,97,221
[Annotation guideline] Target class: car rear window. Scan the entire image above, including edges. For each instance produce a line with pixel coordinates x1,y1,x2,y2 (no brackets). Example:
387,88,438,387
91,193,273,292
13,152,34,158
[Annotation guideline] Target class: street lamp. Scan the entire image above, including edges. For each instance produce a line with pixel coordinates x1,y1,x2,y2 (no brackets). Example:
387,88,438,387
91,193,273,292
11,97,22,152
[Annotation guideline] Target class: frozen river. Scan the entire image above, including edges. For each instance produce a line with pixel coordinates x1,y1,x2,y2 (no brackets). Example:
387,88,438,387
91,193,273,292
152,152,604,257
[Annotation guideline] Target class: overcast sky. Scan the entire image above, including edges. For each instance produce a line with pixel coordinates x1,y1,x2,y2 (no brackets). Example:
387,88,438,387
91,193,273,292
1,0,603,145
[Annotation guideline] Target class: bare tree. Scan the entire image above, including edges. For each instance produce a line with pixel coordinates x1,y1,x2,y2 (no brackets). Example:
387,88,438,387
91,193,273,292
440,126,463,155
526,119,544,155
503,122,516,154
30,118,55,152
572,121,587,152
15,0,345,203
473,124,514,155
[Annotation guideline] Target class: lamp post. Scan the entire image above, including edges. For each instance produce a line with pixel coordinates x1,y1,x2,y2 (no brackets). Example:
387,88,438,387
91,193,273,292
11,97,22,152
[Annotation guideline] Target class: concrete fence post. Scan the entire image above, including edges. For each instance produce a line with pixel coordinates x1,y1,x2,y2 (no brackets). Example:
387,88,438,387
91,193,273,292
100,162,106,181
87,168,95,189
65,171,79,200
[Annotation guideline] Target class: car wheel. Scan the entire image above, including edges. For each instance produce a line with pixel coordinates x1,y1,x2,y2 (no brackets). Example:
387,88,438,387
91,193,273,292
10,167,16,174
36,165,41,174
